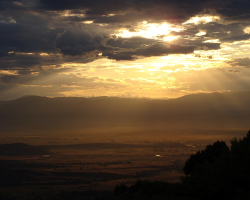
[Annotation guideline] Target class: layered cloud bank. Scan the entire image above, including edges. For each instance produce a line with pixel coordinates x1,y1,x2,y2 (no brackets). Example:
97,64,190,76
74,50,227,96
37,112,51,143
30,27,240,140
1,0,250,99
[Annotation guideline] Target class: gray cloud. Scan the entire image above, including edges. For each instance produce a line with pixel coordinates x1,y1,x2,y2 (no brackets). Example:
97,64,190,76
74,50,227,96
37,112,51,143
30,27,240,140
215,0,250,21
220,34,250,42
189,21,250,43
55,25,107,56
0,53,61,70
0,21,58,54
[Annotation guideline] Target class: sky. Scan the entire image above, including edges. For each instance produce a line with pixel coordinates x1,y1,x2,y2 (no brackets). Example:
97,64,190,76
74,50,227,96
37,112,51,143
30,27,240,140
1,0,250,100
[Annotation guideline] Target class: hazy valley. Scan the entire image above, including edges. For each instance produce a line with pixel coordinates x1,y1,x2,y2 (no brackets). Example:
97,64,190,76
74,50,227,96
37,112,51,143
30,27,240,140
0,92,249,199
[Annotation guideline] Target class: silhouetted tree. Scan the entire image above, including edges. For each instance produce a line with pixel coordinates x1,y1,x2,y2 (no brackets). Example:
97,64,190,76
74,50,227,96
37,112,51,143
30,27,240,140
114,184,128,196
183,140,229,175
231,130,250,156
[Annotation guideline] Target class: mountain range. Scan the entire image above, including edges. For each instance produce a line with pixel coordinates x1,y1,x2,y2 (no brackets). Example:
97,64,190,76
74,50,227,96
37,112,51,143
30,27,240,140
0,92,250,132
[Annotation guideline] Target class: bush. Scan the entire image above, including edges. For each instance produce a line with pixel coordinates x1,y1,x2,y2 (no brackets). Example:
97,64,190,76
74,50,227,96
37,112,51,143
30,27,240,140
183,140,229,175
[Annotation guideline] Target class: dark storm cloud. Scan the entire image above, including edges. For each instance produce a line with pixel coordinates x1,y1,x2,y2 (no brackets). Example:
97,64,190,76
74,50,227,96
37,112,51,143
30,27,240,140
104,36,219,60
39,0,131,15
150,0,250,22
103,43,195,61
201,22,250,42
38,0,250,23
0,53,44,70
220,34,250,42
0,49,12,57
0,0,25,10
0,22,58,54
38,0,207,23
182,21,250,44
215,0,250,21
0,50,5,57
55,25,107,56
93,13,144,24
0,51,98,71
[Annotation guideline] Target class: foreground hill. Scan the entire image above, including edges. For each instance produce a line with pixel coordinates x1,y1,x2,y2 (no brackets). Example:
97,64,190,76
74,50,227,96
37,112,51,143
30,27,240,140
0,91,250,131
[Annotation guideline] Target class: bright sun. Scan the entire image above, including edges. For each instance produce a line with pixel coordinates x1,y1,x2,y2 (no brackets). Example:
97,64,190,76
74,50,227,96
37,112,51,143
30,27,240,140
115,21,183,41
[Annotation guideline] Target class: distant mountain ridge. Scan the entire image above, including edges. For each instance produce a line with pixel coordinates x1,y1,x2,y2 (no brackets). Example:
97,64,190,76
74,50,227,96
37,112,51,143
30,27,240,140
0,143,50,156
0,92,250,131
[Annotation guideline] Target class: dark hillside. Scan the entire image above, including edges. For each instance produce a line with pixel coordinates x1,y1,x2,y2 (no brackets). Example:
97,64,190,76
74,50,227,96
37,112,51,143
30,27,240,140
0,92,250,131
0,143,51,156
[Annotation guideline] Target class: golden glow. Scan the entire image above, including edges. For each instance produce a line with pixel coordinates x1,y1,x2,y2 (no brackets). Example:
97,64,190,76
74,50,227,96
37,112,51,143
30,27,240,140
196,31,206,36
65,46,228,98
244,26,250,34
107,14,115,17
40,53,50,56
204,39,220,43
163,36,179,41
0,70,18,75
63,11,85,17
83,21,93,24
16,52,34,55
183,15,220,25
8,51,15,55
115,21,183,40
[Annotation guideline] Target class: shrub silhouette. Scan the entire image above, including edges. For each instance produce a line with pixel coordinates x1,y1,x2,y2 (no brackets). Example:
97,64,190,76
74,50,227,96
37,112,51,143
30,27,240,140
183,140,229,175
115,180,183,200
114,184,128,196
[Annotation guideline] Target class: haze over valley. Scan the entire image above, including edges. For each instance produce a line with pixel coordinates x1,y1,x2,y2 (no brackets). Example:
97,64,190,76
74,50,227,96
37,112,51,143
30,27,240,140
0,92,248,199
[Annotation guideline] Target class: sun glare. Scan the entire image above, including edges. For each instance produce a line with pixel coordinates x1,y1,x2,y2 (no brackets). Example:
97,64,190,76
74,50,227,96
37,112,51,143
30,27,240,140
163,36,179,41
115,21,183,40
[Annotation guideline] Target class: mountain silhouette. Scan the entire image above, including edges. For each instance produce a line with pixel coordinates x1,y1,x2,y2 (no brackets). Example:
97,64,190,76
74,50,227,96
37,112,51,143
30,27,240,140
0,143,50,156
0,92,250,131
